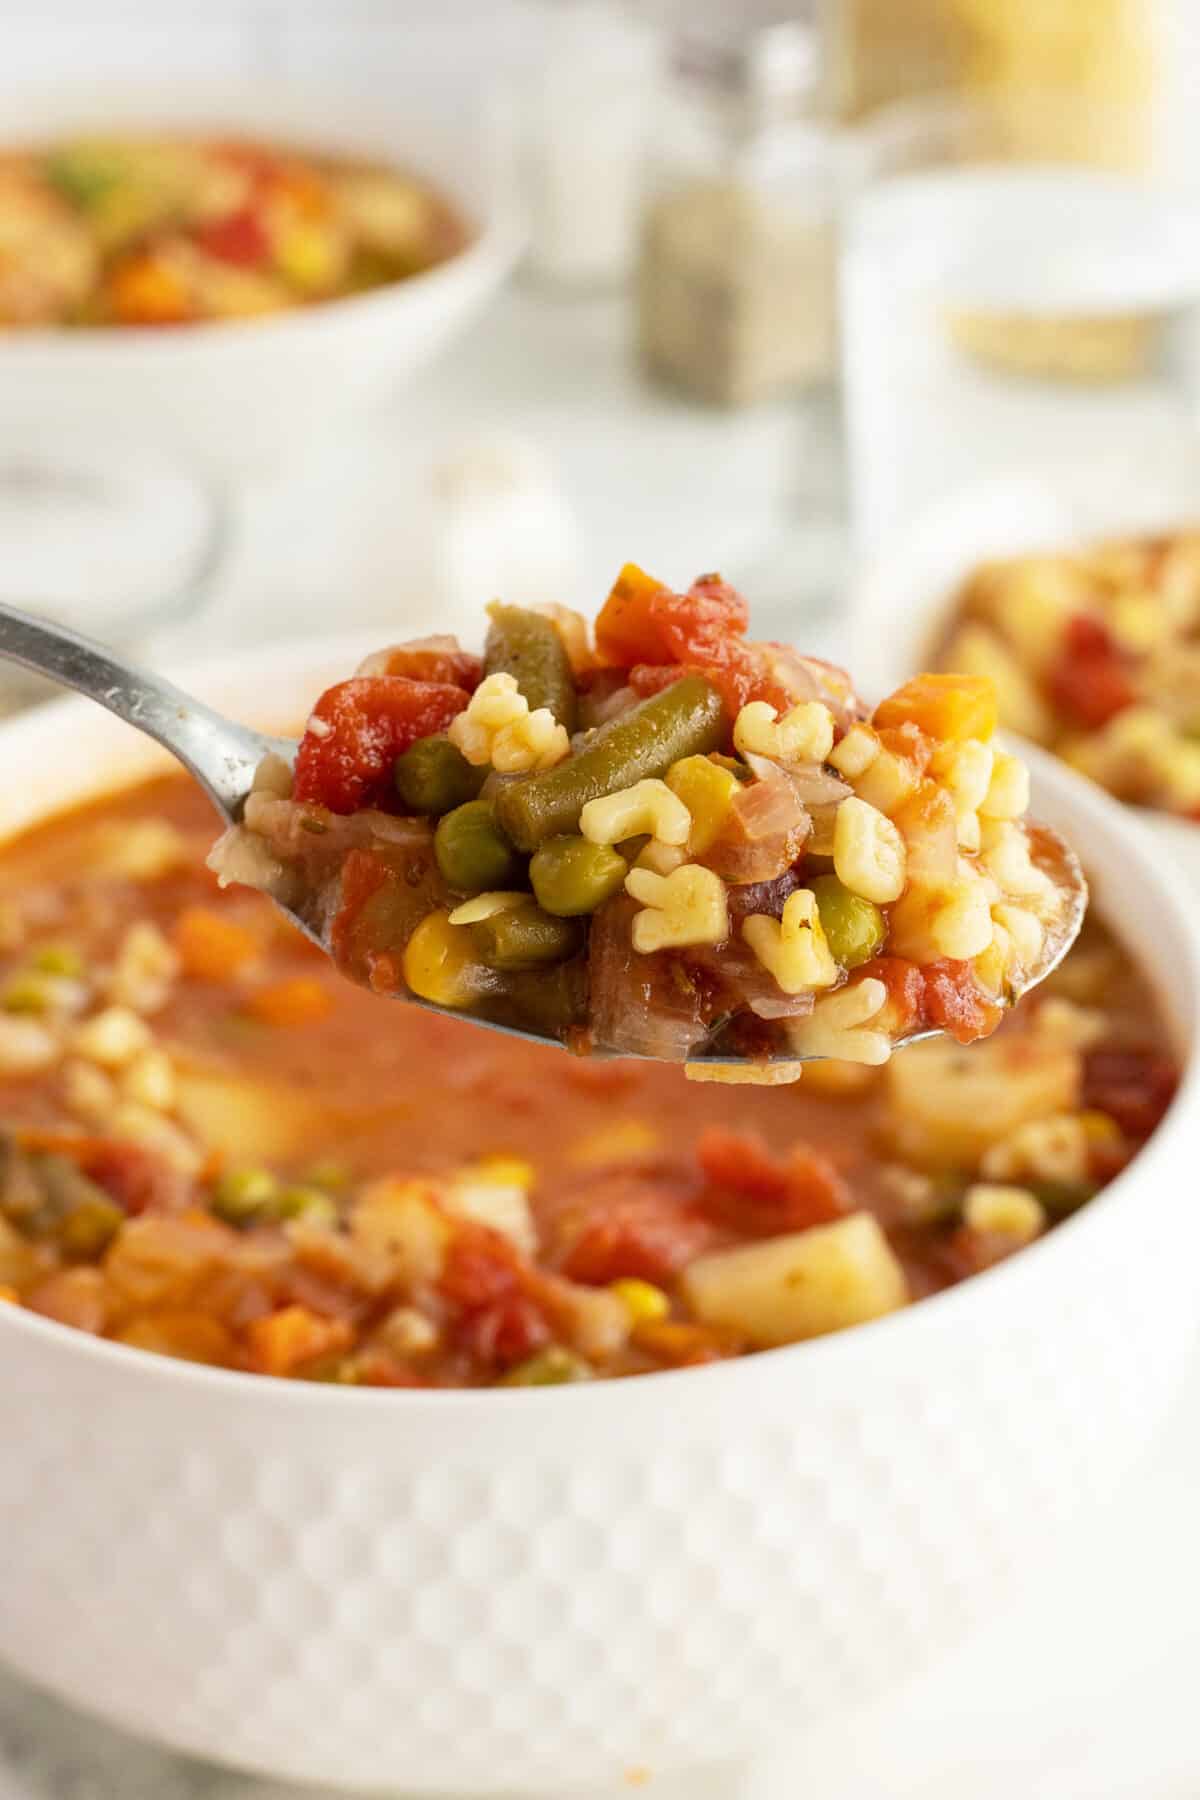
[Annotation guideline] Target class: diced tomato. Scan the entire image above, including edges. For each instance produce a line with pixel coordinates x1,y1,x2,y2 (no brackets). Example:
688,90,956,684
293,677,470,813
865,956,926,1038
457,1293,551,1370
365,645,482,690
652,575,750,666
245,1305,353,1377
438,1224,522,1310
595,564,672,667
195,207,271,267
697,1128,849,1235
555,1180,719,1286
1082,1047,1177,1140
921,959,1003,1045
1045,618,1136,731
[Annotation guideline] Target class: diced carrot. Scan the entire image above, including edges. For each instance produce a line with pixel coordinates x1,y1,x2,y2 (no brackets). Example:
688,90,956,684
632,1319,738,1367
243,976,333,1027
873,674,998,743
595,563,671,667
107,252,191,325
245,1305,353,1376
174,906,260,981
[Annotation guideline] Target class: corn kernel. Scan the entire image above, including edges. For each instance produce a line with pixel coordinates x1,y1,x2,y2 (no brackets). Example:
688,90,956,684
743,889,838,993
828,723,880,779
666,755,739,854
611,1278,671,1324
470,1154,536,1189
582,778,691,848
447,891,527,926
402,911,486,1008
833,797,907,904
734,698,836,766
786,977,892,1066
625,863,729,952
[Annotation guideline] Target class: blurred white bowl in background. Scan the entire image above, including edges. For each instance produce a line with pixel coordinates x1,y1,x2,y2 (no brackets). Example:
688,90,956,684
0,83,521,472
0,636,1196,1795
848,449,1200,887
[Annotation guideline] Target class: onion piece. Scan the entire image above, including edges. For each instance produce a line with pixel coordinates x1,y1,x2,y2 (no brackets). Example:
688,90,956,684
758,645,864,731
686,936,816,1021
589,897,709,1060
702,774,810,884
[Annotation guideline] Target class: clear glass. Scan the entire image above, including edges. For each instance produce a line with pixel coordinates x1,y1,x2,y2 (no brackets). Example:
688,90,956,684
0,450,225,712
840,93,1200,556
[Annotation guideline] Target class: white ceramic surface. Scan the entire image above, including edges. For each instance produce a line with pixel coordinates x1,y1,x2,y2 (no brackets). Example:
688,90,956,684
0,85,520,470
0,637,1198,1797
848,455,1200,888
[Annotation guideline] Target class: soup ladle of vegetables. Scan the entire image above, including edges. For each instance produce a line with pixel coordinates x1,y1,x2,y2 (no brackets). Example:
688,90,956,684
0,569,1086,1083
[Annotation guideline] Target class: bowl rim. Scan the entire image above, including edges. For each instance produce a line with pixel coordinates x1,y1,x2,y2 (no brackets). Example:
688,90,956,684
0,77,523,358
0,633,1195,1413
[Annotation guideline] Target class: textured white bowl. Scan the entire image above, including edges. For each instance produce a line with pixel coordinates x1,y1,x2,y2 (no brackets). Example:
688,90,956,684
848,462,1200,889
0,638,1198,1797
0,84,520,471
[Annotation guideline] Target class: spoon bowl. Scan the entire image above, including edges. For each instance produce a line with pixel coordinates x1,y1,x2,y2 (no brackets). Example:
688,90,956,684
0,600,1087,1063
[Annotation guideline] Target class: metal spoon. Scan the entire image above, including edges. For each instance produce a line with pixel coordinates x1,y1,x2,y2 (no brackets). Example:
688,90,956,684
0,601,1087,1063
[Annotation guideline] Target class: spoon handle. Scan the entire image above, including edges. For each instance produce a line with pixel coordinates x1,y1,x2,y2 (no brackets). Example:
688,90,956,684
0,601,292,821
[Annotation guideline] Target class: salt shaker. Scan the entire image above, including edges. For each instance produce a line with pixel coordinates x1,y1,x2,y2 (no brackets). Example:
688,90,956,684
638,14,838,407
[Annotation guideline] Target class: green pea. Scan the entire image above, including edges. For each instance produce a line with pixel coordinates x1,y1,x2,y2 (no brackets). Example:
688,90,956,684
808,875,886,970
57,1193,124,1259
500,1345,592,1386
469,901,583,972
529,835,628,917
434,801,522,895
212,1167,279,1227
394,736,485,816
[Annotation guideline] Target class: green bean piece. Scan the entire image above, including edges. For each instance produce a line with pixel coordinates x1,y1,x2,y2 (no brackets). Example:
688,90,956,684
434,800,523,894
484,603,577,732
494,676,725,851
502,957,589,1040
470,901,583,971
808,875,886,970
394,735,485,816
500,1345,592,1385
529,835,628,917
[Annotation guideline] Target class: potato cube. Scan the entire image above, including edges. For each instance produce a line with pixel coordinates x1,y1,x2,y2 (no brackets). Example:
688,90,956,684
681,1213,909,1348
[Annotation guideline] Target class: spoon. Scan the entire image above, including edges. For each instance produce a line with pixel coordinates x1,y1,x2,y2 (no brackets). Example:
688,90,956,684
0,601,1087,1063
